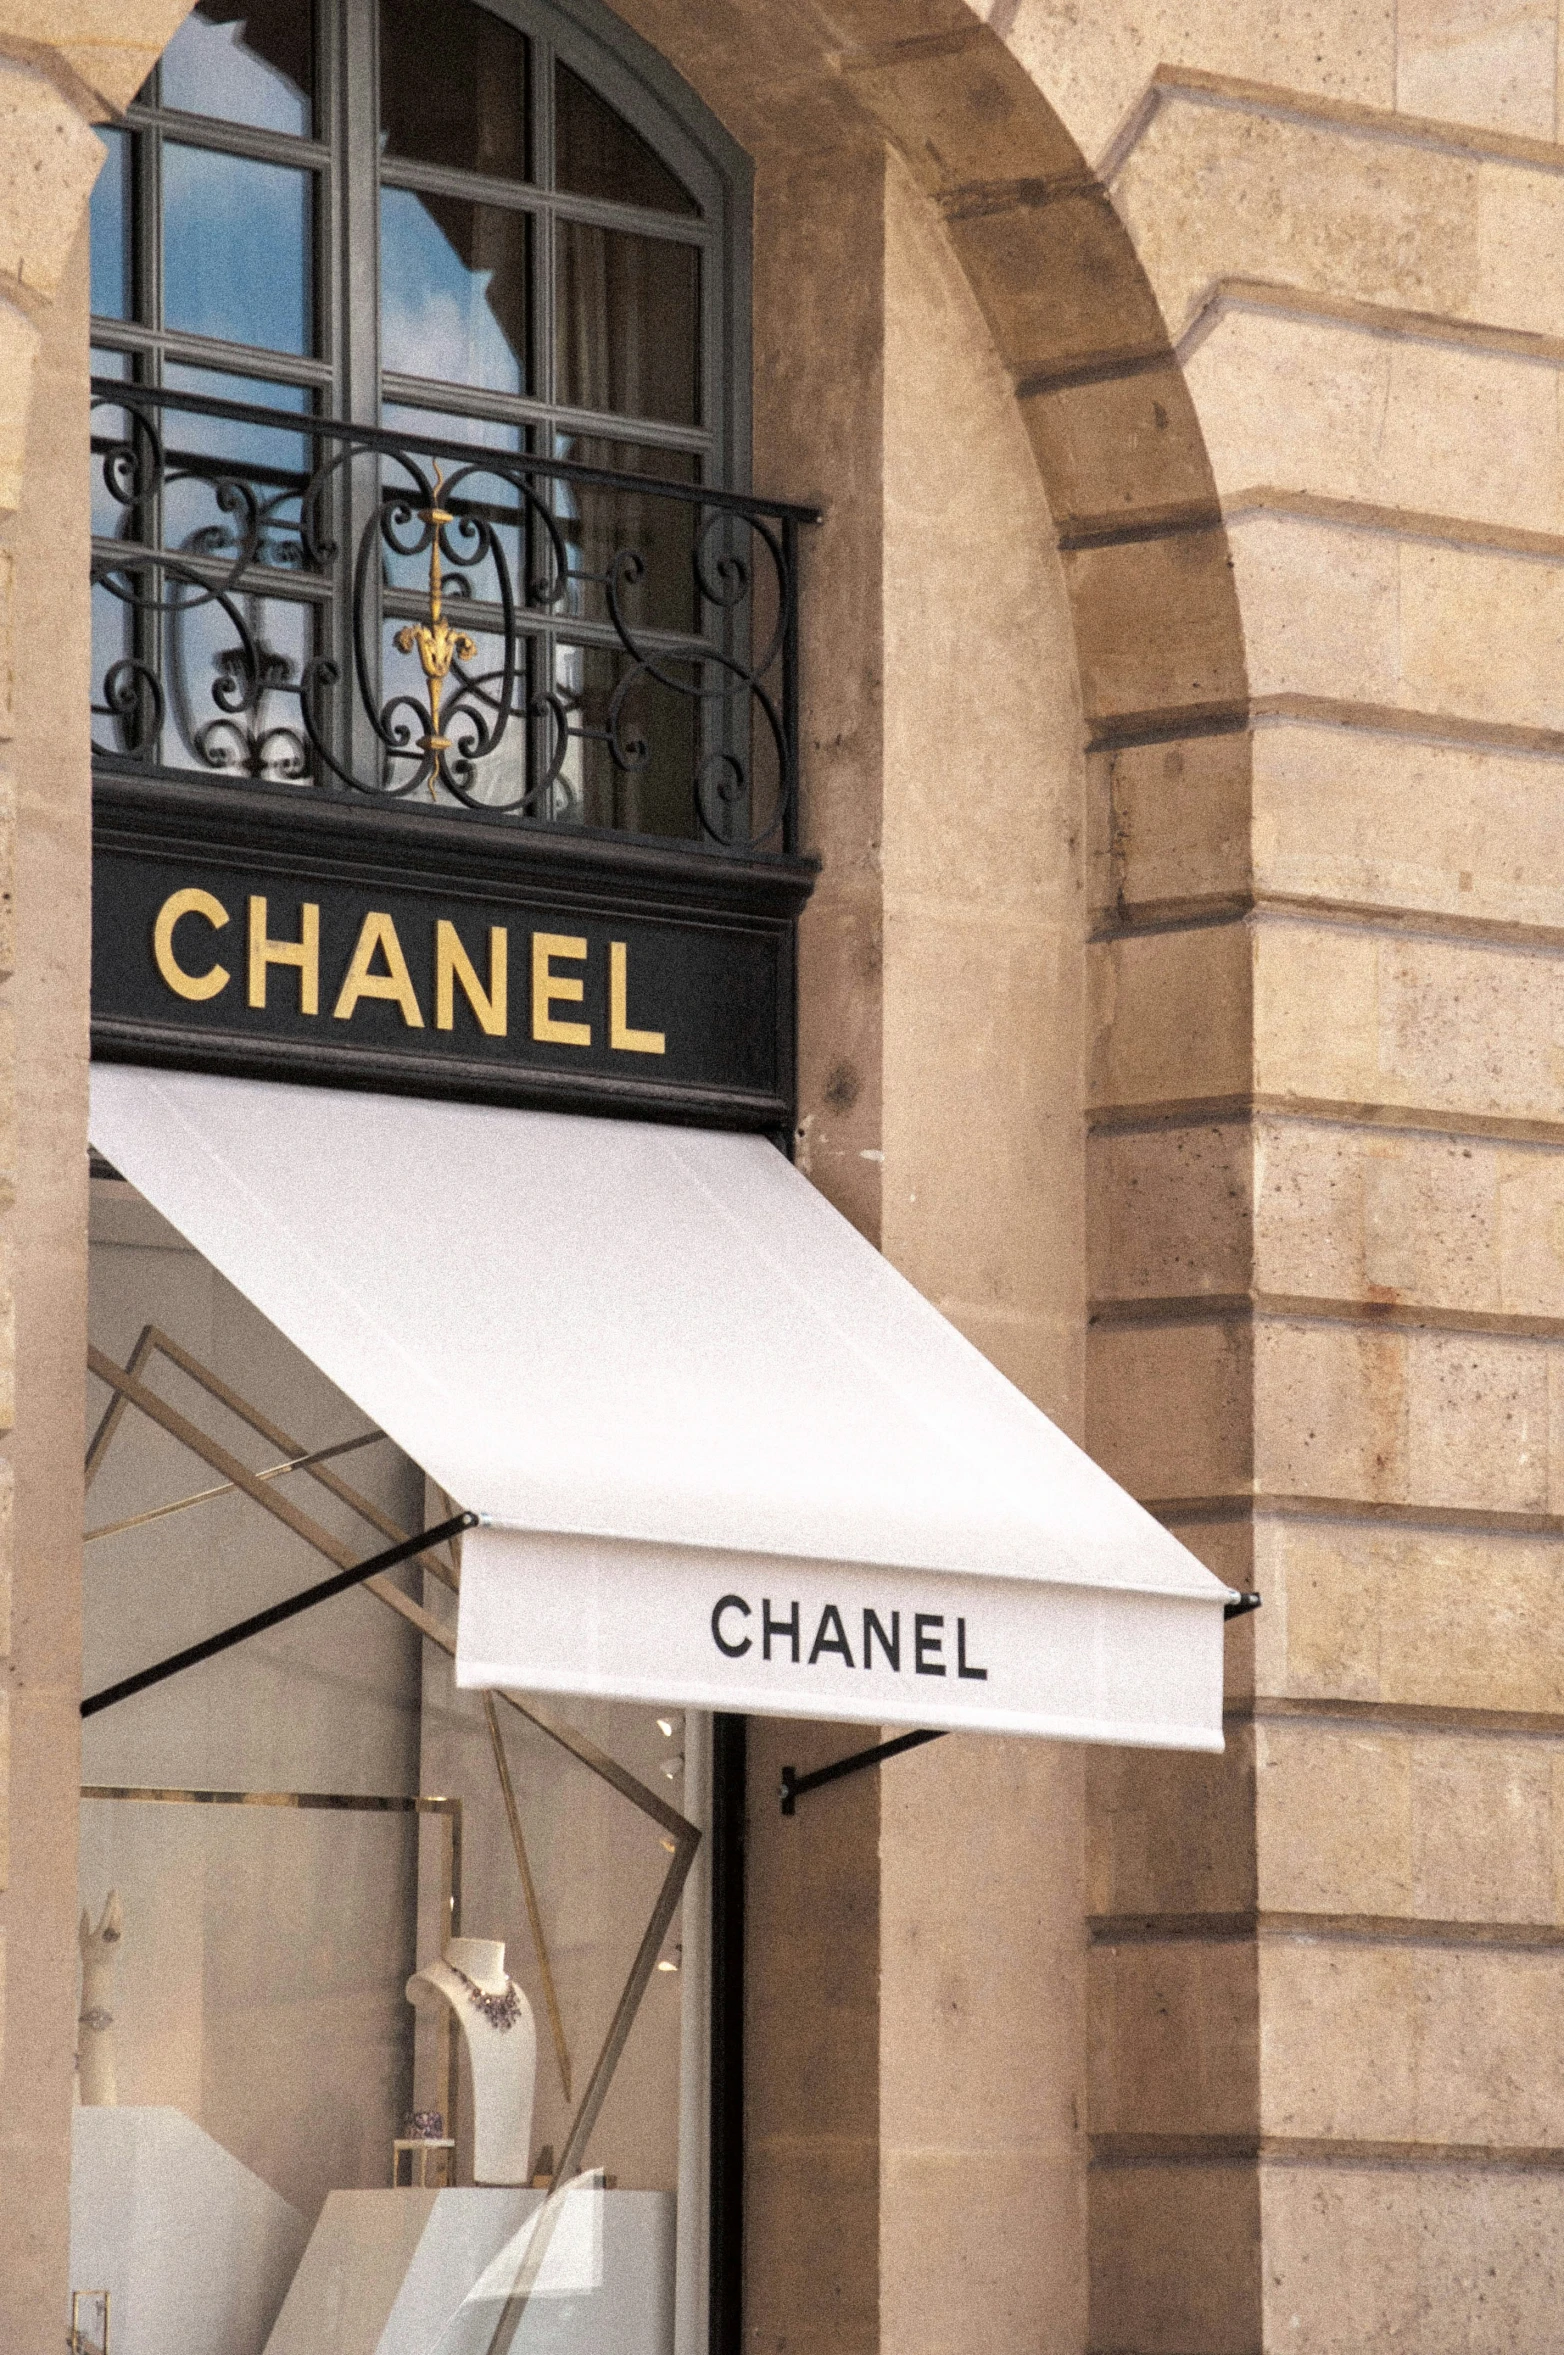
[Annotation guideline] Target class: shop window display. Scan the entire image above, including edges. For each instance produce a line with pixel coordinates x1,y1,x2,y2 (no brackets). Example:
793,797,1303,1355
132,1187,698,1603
77,1170,708,2355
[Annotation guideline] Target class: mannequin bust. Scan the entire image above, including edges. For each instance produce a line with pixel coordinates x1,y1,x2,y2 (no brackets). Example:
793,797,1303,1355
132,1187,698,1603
407,1938,536,2185
78,1891,124,2106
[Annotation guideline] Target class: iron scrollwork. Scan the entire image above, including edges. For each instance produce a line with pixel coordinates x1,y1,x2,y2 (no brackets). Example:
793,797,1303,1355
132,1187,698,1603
90,378,813,852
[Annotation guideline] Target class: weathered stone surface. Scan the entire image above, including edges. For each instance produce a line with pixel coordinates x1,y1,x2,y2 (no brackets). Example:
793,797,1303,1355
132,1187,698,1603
1088,1727,1258,1916
1253,1514,1564,1716
1260,2162,1564,2355
1253,918,1564,1127
1089,922,1252,1110
1188,303,1564,535
1256,1717,1564,1925
1090,2160,1262,2355
1088,1317,1252,1499
1089,1936,1260,2135
0,62,105,299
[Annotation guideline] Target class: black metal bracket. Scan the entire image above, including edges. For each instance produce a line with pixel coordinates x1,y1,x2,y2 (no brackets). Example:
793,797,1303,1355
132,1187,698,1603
1225,1591,1262,1621
779,1727,946,1815
81,1510,477,1718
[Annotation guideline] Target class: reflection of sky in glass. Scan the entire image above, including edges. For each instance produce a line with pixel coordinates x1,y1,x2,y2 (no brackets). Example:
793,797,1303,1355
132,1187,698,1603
90,127,130,320
91,582,133,754
164,143,311,354
164,364,311,477
380,403,522,453
90,358,134,542
165,590,310,779
380,188,525,395
161,8,310,137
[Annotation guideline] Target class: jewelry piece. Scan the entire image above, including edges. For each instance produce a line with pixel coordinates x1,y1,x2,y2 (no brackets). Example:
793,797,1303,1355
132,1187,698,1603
448,1965,525,2033
79,2008,114,2033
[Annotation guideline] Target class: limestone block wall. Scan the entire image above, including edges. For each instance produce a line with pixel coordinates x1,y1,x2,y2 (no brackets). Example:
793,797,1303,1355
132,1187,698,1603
1048,20,1564,2354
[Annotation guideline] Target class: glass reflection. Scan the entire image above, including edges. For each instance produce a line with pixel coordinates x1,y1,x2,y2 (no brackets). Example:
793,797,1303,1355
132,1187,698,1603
163,586,312,781
555,222,697,426
90,126,131,321
552,436,698,637
555,61,696,217
164,365,311,476
380,187,528,395
89,350,134,545
164,143,312,355
161,368,312,573
379,0,528,181
160,0,313,138
550,638,696,838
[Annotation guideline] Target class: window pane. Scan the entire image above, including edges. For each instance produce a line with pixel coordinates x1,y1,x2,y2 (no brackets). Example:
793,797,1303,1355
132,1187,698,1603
163,364,311,472
549,637,697,837
553,435,699,636
380,187,528,396
379,0,528,181
379,401,523,454
90,126,131,321
164,143,312,355
554,61,697,217
556,222,698,425
160,0,313,138
75,1170,705,2354
162,587,313,783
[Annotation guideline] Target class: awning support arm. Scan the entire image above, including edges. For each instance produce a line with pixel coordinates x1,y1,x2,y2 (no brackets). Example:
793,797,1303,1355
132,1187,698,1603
81,1512,478,1719
779,1594,1262,1809
780,1728,946,1815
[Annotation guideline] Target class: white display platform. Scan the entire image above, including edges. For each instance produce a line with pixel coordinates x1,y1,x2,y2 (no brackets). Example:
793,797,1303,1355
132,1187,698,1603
264,2187,674,2355
71,2106,309,2355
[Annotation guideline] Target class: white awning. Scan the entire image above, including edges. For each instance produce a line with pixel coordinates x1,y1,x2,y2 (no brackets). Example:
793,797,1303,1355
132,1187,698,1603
89,1066,1231,1750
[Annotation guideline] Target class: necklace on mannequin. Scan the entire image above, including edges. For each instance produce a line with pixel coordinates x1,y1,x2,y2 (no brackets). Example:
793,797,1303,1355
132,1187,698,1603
448,1963,526,2033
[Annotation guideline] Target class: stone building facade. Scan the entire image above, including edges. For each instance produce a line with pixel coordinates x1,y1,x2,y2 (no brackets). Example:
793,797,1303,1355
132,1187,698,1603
1,0,1561,2350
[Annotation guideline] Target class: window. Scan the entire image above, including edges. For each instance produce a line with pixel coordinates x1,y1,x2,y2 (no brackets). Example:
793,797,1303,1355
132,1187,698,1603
89,0,781,845
76,1174,711,2354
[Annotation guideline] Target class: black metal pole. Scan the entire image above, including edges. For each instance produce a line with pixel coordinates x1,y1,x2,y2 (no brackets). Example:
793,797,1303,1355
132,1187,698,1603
708,1713,747,2355
81,1510,477,1719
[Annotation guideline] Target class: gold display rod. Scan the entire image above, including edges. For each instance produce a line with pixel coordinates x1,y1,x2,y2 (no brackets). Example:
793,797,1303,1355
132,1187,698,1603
482,1693,572,2103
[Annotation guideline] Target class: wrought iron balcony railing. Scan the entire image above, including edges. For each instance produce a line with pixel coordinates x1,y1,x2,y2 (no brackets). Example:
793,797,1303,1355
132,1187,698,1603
90,379,816,855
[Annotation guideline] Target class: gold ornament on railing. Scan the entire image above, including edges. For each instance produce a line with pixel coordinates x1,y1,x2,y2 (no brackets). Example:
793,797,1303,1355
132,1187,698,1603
393,466,477,774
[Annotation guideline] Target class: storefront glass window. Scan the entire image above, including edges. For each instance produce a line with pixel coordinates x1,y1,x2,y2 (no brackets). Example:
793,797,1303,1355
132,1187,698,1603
73,1170,709,2354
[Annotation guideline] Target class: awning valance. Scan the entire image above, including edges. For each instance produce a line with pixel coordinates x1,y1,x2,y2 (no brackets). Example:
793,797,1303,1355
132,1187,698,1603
89,1066,1231,1750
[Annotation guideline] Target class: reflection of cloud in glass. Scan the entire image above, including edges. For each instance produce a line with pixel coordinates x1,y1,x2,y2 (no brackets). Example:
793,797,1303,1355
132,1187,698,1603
164,143,311,355
161,6,310,138
380,188,526,396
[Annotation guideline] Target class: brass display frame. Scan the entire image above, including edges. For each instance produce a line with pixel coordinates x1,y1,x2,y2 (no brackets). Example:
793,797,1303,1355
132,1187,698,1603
79,1783,465,2156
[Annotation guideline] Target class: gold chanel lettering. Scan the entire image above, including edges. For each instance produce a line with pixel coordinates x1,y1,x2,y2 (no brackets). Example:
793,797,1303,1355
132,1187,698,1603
248,896,320,1016
153,888,231,1002
333,911,425,1027
436,920,507,1036
609,941,665,1056
532,932,591,1048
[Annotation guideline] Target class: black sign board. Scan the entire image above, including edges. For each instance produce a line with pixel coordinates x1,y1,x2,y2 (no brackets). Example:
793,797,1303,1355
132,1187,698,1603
92,775,816,1130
